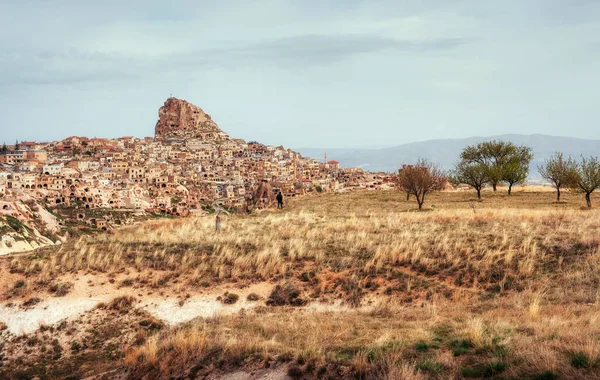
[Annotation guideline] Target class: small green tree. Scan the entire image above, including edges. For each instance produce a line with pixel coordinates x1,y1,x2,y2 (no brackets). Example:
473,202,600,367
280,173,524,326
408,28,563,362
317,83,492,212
574,156,600,208
460,141,533,193
502,146,533,195
1,142,7,152
460,141,514,191
14,140,19,151
449,161,490,199
537,152,579,202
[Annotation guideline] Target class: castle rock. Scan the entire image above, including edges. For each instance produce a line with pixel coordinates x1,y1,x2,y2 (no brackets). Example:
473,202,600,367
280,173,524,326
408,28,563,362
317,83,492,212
155,98,225,141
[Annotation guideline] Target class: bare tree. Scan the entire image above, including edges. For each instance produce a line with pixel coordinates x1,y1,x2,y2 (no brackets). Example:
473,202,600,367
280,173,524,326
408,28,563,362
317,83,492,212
574,156,600,208
397,159,447,210
449,161,490,199
537,152,578,202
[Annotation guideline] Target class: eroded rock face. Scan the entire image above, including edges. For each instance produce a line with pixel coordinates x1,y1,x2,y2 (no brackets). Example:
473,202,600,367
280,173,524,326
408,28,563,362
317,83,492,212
154,98,224,140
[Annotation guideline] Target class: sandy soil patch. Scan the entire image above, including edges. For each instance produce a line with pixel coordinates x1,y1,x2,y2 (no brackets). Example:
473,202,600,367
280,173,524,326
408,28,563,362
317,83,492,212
217,365,291,380
0,298,100,335
0,277,275,334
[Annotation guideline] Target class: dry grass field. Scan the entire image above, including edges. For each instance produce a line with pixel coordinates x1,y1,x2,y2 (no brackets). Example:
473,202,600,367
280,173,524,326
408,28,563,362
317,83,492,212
2,188,600,379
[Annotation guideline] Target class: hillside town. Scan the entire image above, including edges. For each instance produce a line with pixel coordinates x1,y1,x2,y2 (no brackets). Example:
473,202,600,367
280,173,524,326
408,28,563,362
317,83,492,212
0,98,394,233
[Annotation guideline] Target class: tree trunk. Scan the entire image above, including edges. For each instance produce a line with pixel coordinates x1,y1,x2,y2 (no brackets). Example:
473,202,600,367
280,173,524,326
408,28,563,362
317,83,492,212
508,183,513,195
477,188,481,199
586,192,592,208
492,183,497,192
556,187,561,202
406,192,410,201
419,193,426,210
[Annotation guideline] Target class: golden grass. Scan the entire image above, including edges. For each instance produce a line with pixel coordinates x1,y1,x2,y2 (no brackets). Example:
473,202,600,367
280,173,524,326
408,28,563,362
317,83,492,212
7,190,600,378
13,191,600,303
123,295,600,379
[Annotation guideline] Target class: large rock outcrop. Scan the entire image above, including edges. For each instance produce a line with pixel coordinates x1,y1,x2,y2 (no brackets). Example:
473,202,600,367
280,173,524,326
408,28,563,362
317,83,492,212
154,97,225,140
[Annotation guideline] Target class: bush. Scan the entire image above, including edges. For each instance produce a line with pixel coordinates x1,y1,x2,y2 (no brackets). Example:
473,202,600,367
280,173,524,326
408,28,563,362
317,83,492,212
571,352,590,368
246,293,260,301
50,282,72,297
120,279,134,288
102,296,136,313
267,283,306,306
22,297,41,308
221,292,239,305
14,280,25,289
139,317,164,331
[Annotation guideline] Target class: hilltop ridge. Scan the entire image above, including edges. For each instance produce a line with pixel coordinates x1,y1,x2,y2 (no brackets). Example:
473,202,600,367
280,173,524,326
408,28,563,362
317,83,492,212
297,134,600,176
154,97,226,141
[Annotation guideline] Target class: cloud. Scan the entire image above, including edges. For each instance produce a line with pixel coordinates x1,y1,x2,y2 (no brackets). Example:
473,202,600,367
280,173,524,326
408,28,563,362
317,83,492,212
0,0,599,146
0,34,467,86
231,35,466,64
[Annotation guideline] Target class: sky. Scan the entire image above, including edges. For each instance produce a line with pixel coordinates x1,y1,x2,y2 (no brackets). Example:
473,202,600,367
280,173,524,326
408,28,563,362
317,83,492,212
1,0,599,148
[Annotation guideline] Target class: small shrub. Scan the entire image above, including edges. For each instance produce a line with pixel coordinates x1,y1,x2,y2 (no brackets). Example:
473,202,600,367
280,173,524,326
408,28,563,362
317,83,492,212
267,283,306,306
0,322,7,331
221,292,239,305
139,317,163,331
120,279,134,288
134,331,146,346
71,341,82,352
571,352,590,368
247,293,260,301
50,282,72,297
14,280,25,289
415,341,429,351
288,364,304,378
101,296,136,313
22,297,41,308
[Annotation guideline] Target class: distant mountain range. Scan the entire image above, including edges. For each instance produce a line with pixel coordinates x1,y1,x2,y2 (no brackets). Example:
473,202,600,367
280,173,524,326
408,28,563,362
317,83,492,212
296,134,600,178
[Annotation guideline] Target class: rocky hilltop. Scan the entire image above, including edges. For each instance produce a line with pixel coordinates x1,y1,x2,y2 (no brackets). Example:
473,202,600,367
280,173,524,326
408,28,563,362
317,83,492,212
155,97,225,140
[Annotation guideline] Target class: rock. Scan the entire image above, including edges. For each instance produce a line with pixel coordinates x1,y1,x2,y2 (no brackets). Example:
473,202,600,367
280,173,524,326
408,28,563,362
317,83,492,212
155,97,225,140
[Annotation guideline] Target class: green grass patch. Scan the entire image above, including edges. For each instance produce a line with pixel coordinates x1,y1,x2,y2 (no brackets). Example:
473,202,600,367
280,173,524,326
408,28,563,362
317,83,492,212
415,360,443,374
414,341,429,351
533,371,559,380
462,361,507,378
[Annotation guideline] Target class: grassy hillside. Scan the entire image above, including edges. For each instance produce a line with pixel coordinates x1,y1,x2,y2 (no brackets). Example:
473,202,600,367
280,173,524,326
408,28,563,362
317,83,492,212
2,188,600,379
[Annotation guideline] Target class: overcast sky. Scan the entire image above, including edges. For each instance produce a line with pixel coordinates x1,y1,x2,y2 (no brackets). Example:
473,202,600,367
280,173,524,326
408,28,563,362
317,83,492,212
1,0,599,148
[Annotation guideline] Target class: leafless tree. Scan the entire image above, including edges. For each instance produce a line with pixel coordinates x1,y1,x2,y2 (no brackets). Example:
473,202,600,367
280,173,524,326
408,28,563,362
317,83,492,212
397,158,447,210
